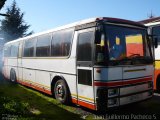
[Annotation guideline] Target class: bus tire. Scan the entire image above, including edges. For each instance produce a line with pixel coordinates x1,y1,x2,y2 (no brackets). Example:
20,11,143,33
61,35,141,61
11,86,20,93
54,79,70,104
10,69,17,83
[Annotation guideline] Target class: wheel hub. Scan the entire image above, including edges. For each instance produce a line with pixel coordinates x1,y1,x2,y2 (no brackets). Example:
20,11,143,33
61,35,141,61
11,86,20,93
56,84,64,98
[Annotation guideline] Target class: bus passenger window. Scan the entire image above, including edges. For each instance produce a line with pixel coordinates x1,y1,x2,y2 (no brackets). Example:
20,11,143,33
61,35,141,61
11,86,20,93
23,38,36,57
10,43,19,57
51,28,73,57
4,46,11,57
36,34,51,57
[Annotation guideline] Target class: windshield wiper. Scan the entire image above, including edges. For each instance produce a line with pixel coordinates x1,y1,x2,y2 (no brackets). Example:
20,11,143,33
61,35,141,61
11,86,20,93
128,54,153,63
128,53,146,60
109,57,132,66
128,53,141,58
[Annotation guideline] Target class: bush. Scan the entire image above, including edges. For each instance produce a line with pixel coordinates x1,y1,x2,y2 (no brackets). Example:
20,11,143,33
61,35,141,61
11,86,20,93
0,96,30,114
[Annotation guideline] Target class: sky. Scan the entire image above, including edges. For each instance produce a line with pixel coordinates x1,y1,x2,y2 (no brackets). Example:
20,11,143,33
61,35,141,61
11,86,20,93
0,0,160,33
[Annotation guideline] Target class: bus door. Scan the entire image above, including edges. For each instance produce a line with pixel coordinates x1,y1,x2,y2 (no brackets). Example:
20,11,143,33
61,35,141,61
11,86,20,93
76,28,95,109
17,41,23,82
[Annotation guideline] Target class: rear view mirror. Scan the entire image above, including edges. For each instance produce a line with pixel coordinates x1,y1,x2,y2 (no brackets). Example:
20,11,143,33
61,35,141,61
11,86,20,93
154,37,158,48
95,25,103,44
95,31,101,44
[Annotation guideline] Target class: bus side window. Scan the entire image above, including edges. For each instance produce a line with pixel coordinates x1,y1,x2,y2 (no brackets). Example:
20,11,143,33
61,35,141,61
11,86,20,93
51,28,74,57
4,46,10,57
10,43,19,57
23,38,36,57
36,34,51,57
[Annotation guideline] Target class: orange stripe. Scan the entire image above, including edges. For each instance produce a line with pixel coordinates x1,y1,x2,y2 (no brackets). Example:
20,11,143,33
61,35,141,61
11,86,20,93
72,98,77,104
12,80,96,110
17,80,52,95
71,98,96,110
94,76,152,87
78,100,96,110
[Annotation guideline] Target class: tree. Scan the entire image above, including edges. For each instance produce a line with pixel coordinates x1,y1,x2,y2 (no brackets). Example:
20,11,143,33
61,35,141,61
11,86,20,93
0,0,9,17
0,0,33,42
0,0,6,10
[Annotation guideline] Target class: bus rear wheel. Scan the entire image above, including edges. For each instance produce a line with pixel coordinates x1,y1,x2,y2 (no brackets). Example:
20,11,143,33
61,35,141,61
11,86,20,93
10,69,17,83
54,79,70,104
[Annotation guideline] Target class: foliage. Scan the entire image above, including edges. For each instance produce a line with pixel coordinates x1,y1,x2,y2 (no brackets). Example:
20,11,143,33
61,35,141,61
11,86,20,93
0,96,30,114
0,78,82,120
0,0,33,42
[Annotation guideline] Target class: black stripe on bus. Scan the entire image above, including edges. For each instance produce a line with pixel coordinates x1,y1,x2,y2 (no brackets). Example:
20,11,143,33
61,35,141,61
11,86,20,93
4,65,76,76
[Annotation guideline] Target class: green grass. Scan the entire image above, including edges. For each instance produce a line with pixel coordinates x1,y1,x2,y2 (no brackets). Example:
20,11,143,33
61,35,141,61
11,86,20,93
1,75,160,120
0,79,83,120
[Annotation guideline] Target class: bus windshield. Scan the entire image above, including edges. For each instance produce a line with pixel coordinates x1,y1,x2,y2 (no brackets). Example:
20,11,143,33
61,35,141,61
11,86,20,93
95,25,153,65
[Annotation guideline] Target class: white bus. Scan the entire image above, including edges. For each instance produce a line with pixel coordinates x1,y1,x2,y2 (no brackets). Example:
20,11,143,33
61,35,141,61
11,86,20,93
2,17,154,112
145,21,160,92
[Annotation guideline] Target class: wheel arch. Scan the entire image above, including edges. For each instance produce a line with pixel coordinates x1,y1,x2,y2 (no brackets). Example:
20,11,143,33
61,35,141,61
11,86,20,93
10,67,17,78
10,68,16,76
51,75,71,98
10,68,17,83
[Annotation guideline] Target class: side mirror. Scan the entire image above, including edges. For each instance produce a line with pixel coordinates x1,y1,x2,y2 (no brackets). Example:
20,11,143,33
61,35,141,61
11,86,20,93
95,25,103,44
154,37,158,48
95,31,101,44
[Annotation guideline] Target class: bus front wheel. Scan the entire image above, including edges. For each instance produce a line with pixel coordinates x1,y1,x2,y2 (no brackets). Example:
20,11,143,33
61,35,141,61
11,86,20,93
54,79,70,104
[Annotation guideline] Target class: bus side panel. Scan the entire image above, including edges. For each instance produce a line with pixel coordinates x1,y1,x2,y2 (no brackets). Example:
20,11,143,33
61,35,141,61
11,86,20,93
22,59,36,86
3,64,10,79
34,58,77,97
34,58,76,75
2,58,8,79
7,58,18,80
154,60,160,90
5,60,10,79
35,70,51,94
154,38,160,90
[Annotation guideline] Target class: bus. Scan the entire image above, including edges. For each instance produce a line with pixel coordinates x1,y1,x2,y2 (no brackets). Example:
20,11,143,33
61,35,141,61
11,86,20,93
2,17,154,112
144,20,160,92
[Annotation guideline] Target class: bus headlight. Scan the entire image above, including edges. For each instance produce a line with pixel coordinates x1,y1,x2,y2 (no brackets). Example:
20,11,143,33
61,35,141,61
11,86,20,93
108,88,119,97
108,98,119,107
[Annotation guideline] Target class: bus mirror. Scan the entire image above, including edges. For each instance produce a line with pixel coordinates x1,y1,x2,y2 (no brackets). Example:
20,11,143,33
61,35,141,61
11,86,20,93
95,30,101,44
95,25,103,44
154,37,158,48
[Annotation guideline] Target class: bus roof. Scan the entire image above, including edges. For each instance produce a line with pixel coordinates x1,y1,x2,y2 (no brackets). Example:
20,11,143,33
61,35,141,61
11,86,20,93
5,17,145,45
139,17,160,27
144,22,160,27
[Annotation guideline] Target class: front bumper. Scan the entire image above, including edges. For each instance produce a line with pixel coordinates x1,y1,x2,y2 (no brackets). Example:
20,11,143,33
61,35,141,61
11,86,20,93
96,81,153,111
